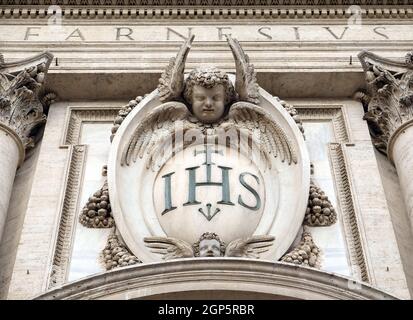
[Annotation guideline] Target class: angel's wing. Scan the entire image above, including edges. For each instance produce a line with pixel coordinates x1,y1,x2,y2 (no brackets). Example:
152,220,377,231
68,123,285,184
121,102,192,168
225,235,275,259
144,236,194,260
158,35,195,102
226,102,298,166
226,35,259,104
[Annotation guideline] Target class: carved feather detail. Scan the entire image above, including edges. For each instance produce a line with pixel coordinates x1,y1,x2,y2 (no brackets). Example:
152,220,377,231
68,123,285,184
226,102,298,167
225,235,275,259
121,102,193,168
144,236,194,260
226,35,260,104
157,35,195,102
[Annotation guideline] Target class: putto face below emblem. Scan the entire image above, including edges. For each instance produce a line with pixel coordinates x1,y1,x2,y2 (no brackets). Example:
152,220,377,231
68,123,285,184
108,36,310,262
153,144,265,244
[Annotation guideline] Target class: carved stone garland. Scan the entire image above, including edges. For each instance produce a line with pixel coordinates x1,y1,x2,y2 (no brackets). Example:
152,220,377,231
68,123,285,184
78,95,144,228
80,89,335,270
102,230,141,271
276,97,337,267
305,182,337,227
110,95,145,142
79,166,115,228
78,96,146,269
280,227,321,269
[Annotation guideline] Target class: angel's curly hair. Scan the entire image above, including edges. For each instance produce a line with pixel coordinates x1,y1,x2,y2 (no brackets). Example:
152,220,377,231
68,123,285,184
183,67,235,106
193,232,226,257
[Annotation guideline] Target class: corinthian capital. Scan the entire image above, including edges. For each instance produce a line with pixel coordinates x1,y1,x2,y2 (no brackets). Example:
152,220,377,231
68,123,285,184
0,52,54,160
357,50,413,162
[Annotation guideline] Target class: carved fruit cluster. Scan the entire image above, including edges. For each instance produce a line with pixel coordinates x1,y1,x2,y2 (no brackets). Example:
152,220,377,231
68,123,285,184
110,95,144,142
304,183,337,227
79,181,114,228
102,233,141,271
277,98,305,138
281,230,320,268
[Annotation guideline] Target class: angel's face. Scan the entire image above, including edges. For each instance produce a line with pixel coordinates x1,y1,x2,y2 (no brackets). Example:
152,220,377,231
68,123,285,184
191,84,226,123
199,239,222,257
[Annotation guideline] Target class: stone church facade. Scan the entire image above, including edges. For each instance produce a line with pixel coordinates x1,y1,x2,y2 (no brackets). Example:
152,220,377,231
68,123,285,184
0,0,413,300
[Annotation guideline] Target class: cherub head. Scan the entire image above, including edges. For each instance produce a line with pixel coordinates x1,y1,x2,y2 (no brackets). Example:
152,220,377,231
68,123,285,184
183,67,235,124
193,232,226,257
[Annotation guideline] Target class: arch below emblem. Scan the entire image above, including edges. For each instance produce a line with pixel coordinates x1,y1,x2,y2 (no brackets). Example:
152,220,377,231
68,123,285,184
35,259,397,300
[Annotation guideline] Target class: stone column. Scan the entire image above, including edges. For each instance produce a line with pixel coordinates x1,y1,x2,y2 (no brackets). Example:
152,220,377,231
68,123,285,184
0,52,53,243
358,50,413,231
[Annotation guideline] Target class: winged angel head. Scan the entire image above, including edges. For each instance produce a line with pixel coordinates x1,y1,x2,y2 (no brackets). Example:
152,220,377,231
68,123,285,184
158,35,258,121
122,35,297,169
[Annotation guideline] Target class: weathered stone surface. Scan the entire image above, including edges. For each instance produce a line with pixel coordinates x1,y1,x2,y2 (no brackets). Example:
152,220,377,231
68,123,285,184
304,182,337,227
0,52,53,153
79,180,114,229
358,50,413,157
35,259,399,300
102,232,141,271
2,1,413,301
281,228,321,268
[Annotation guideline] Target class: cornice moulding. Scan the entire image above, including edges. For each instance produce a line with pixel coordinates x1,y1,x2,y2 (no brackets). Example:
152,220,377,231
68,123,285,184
1,0,412,6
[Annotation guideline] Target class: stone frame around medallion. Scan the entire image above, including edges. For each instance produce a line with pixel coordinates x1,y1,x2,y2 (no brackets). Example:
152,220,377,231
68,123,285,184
294,104,369,283
47,106,120,289
47,102,369,288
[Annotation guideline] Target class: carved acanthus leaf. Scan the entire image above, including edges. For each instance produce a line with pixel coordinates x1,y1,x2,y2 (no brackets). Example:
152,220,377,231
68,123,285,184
406,51,413,66
0,57,52,151
358,50,413,156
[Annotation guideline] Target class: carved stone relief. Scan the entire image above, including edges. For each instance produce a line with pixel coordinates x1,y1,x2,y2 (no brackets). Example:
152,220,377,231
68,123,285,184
79,170,114,229
0,52,54,157
304,182,337,227
357,50,413,158
52,37,370,285
281,227,321,269
144,233,275,260
110,96,144,143
108,35,310,263
75,37,343,272
102,230,141,271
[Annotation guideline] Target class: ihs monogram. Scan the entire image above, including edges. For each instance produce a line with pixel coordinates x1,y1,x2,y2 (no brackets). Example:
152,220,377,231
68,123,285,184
161,144,261,221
